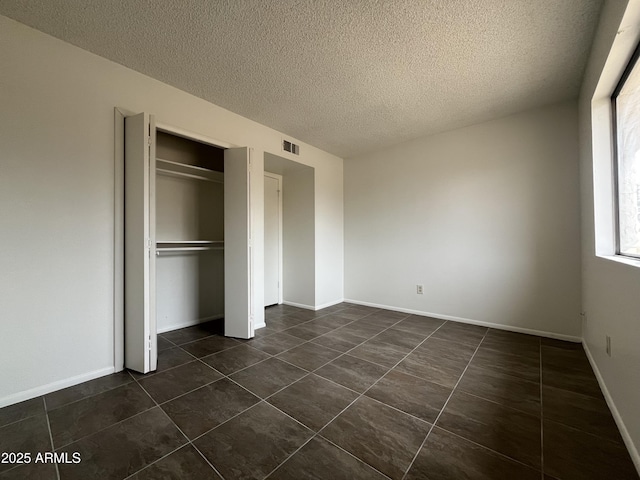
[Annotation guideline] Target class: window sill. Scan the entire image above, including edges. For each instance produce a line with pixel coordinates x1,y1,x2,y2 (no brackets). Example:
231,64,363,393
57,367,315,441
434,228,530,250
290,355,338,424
597,254,640,269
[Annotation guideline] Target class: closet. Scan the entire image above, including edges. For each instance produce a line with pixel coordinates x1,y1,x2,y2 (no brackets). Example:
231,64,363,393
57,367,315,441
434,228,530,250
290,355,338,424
124,112,254,374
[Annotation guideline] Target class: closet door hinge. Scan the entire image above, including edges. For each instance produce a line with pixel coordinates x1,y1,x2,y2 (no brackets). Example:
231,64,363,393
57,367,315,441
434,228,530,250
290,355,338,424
147,137,152,146
146,238,153,248
147,335,152,352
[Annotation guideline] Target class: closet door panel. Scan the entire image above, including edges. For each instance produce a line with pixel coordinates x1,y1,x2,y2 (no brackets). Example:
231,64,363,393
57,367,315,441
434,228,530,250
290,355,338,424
124,112,157,373
224,147,253,339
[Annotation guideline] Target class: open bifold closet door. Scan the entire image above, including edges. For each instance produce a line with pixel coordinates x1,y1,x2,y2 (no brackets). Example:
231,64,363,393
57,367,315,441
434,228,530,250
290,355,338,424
224,147,254,339
124,112,157,374
124,112,254,374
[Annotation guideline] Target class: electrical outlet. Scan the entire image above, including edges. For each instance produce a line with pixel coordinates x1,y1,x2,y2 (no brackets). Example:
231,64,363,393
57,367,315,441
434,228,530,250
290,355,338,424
416,284,424,295
606,335,612,357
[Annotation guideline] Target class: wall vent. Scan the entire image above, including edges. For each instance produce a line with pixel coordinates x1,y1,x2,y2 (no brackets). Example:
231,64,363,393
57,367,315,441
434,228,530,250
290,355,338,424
283,139,300,155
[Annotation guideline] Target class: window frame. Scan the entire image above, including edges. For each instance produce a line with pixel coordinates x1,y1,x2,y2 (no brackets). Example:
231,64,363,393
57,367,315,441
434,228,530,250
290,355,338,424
611,40,640,260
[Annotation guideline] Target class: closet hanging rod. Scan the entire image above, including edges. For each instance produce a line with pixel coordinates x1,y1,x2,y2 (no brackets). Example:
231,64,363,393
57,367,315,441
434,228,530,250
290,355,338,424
156,240,224,245
156,168,223,183
156,246,224,254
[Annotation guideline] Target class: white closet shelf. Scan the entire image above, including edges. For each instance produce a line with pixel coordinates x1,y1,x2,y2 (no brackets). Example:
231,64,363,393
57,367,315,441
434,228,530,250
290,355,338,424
156,240,223,244
156,158,224,183
156,240,224,255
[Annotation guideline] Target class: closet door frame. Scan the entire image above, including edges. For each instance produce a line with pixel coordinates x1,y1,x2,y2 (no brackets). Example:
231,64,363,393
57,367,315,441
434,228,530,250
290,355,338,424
114,107,259,371
264,172,283,306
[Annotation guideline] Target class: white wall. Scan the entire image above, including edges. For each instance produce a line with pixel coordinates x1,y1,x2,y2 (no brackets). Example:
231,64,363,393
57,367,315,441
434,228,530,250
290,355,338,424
579,0,640,468
283,168,316,307
345,101,582,338
0,15,343,406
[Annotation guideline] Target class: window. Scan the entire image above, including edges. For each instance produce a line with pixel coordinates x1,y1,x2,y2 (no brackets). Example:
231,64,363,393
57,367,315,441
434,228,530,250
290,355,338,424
613,44,640,258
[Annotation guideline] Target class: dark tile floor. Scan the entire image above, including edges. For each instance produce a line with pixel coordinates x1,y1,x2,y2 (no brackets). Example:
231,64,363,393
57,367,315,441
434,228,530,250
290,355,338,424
1,303,638,479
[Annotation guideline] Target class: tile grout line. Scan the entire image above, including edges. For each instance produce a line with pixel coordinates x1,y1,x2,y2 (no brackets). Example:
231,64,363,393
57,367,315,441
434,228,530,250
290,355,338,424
42,397,61,480
400,327,490,480
315,435,394,480
287,320,450,477
41,373,136,413
431,424,544,473
182,309,415,478
129,369,228,480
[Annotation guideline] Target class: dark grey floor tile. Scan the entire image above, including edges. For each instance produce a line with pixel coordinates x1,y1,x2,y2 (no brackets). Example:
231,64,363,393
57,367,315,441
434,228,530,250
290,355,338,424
248,332,306,355
542,385,621,442
57,407,186,480
393,315,444,336
138,361,222,404
405,427,541,480
162,378,260,439
157,335,175,351
395,337,475,388
357,314,402,329
311,330,368,352
315,355,388,393
266,316,311,331
542,363,602,399
194,402,313,480
201,344,271,375
544,419,639,480
284,309,321,322
316,304,350,314
481,329,541,359
366,370,451,423
49,382,155,447
542,344,592,372
161,321,222,345
229,358,307,398
268,374,359,431
130,347,195,379
340,321,387,338
349,339,408,368
0,462,57,480
431,321,487,347
0,415,52,474
332,308,372,321
372,327,428,350
276,342,342,371
130,445,221,479
181,335,241,358
471,346,540,383
437,391,541,469
253,325,281,337
45,371,133,410
307,314,355,329
541,337,584,350
321,396,430,479
0,397,44,428
284,323,336,341
458,364,541,416
268,436,387,480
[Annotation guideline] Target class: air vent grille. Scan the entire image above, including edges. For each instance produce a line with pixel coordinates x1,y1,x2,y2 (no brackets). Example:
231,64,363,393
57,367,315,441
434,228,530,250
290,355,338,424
283,139,300,155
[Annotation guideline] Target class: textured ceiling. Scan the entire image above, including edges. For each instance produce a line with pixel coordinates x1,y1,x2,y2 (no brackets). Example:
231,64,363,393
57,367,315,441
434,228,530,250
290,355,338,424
0,0,603,158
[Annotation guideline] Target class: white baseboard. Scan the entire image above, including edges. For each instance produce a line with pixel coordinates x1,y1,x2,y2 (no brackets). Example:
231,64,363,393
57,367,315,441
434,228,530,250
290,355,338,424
282,301,316,311
583,342,640,475
254,321,267,330
343,298,582,342
157,314,224,334
314,298,345,310
283,299,345,311
0,366,116,409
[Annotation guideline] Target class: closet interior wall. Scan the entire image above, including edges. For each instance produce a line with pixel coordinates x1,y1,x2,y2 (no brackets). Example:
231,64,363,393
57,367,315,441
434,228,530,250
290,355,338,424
155,131,225,333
